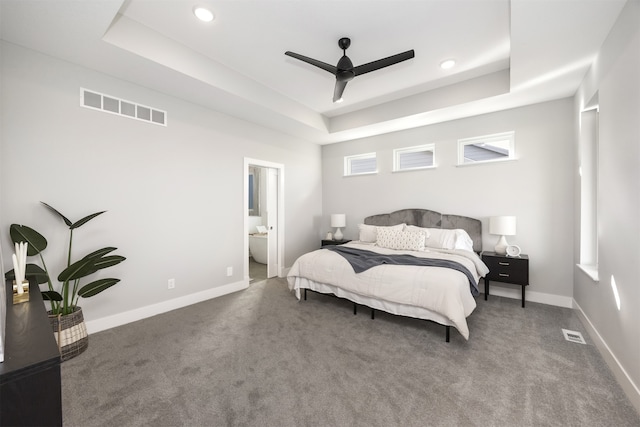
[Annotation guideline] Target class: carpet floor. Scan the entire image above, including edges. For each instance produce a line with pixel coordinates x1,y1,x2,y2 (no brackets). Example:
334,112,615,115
61,278,640,426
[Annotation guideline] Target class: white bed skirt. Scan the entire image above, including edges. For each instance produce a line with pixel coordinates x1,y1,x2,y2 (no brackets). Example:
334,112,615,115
291,277,455,329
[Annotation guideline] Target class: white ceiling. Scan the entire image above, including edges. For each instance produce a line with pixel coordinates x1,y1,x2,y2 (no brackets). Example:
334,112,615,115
0,0,627,144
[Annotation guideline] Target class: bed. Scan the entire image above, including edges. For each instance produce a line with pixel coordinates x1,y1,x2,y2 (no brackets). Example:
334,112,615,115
286,208,489,341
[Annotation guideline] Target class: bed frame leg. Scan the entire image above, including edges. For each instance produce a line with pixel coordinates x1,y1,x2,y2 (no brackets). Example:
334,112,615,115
304,288,307,301
445,326,450,342
353,303,357,315
371,308,375,319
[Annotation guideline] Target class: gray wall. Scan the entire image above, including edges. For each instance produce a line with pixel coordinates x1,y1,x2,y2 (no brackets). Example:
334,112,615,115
322,98,575,305
0,42,323,324
573,0,639,405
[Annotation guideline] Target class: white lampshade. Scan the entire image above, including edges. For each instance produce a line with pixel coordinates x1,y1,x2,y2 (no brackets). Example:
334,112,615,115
489,216,516,254
489,216,516,236
331,214,346,228
331,214,346,240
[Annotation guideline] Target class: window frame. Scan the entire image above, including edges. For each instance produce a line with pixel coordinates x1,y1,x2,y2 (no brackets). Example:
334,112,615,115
344,152,378,176
457,131,515,166
393,144,436,172
578,106,599,281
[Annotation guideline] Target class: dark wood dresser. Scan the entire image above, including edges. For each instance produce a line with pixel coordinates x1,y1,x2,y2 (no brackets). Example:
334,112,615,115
0,282,62,426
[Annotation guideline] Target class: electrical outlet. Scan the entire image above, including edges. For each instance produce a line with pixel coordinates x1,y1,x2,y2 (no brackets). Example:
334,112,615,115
168,278,175,289
226,267,233,277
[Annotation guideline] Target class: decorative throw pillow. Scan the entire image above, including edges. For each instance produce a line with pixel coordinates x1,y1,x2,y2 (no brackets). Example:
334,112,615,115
405,225,431,242
358,223,404,243
376,228,425,251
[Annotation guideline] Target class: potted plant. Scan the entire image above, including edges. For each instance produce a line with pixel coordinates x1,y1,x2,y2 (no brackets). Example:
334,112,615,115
6,202,125,361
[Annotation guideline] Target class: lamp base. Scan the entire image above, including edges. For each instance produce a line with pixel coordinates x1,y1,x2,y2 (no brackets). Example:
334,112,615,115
334,228,343,241
494,235,509,255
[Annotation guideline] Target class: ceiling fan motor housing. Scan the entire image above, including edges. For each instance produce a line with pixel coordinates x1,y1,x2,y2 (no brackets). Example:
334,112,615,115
337,55,355,81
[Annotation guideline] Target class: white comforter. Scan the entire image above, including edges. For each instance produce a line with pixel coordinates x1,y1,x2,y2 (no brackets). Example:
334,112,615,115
287,242,489,339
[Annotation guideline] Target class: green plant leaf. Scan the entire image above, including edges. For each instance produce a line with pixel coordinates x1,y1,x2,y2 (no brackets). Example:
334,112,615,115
57,257,97,282
78,278,120,298
81,255,126,276
9,224,48,255
5,263,51,284
41,202,72,227
71,211,106,229
58,254,126,281
42,290,63,301
82,247,117,260
24,263,50,284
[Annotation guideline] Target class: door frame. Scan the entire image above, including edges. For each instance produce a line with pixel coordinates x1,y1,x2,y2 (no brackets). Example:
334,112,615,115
244,158,285,282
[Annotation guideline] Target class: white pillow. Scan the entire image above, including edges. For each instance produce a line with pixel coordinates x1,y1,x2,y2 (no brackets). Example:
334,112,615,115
358,224,378,242
424,228,475,252
452,229,475,252
358,223,404,243
376,227,425,251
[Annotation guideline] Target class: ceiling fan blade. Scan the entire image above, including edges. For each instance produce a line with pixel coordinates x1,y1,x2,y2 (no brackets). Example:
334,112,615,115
353,50,415,76
285,51,337,74
333,79,348,103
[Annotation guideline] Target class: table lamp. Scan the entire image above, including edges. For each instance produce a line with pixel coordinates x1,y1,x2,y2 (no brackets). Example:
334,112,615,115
489,216,516,255
331,214,346,241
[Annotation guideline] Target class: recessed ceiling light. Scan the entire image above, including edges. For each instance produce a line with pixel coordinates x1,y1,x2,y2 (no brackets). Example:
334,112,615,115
193,6,214,22
440,59,456,70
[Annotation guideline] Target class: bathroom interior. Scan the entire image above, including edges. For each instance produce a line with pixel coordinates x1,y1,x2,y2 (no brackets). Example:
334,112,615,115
248,165,268,283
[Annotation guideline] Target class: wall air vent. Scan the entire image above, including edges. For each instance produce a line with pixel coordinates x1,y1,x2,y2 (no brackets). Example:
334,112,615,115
80,88,167,126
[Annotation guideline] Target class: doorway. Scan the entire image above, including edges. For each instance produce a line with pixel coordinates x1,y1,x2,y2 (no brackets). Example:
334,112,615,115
244,158,284,284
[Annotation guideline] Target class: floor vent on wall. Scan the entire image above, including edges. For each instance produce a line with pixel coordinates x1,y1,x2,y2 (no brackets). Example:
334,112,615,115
80,88,167,126
562,329,586,344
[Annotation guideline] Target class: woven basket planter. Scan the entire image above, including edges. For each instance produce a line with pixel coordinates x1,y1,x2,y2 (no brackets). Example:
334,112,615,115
48,307,88,361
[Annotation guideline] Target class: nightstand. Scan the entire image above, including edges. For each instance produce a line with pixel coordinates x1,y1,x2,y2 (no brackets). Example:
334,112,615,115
481,251,529,307
321,239,351,247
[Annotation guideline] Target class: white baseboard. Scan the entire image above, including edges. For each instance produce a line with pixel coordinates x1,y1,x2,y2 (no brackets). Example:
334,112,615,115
574,300,640,414
482,282,574,308
86,280,249,334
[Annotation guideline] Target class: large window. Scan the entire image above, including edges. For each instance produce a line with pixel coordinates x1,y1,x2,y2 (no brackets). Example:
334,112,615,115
457,131,515,165
579,107,599,280
344,153,377,176
393,144,436,172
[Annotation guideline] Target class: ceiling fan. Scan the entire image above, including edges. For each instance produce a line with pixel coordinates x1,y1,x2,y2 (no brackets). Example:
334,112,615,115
285,37,415,103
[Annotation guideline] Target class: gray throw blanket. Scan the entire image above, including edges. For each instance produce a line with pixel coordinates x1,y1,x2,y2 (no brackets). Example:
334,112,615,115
325,245,479,296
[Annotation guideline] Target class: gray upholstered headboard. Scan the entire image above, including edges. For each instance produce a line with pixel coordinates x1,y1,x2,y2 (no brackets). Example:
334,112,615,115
363,208,482,253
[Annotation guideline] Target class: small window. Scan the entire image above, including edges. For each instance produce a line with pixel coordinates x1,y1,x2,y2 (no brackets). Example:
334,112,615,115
344,153,377,176
457,131,515,165
393,144,435,172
